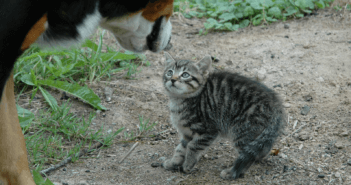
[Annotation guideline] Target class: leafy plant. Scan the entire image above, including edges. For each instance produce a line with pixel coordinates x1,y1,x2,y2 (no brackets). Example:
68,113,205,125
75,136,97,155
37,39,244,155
124,115,158,141
33,170,54,185
14,30,145,110
174,0,334,33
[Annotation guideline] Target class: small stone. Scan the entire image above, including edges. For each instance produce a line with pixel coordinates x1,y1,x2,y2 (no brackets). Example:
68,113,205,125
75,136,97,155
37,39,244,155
284,24,290,29
256,69,266,81
301,105,310,115
63,168,67,171
283,103,291,108
96,110,101,114
151,162,162,167
104,87,113,102
335,141,344,149
62,182,68,185
225,60,233,65
303,94,313,102
318,174,325,178
284,35,289,38
211,56,220,63
273,84,282,88
167,176,177,182
159,157,166,161
283,165,289,173
347,159,351,165
335,172,341,178
316,77,324,82
339,131,349,137
298,132,309,141
271,54,275,59
78,181,88,185
85,170,90,172
150,93,158,101
112,122,117,125
52,182,61,185
107,129,112,134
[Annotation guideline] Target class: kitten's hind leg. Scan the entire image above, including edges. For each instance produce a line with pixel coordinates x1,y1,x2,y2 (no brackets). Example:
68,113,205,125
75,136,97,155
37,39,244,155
182,134,216,173
220,151,256,180
221,138,274,179
163,138,190,171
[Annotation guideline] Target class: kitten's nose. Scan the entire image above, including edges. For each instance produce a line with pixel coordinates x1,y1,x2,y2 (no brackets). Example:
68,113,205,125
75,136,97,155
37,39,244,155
171,79,176,84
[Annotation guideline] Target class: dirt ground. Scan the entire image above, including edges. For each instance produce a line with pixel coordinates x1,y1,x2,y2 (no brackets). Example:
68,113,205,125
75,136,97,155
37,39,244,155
23,7,351,185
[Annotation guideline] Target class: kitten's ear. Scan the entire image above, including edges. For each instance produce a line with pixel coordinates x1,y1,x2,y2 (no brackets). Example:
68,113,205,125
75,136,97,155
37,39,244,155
164,52,175,64
197,55,212,72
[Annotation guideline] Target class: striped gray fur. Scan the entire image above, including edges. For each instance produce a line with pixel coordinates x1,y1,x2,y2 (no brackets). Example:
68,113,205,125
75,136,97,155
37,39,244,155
161,52,286,180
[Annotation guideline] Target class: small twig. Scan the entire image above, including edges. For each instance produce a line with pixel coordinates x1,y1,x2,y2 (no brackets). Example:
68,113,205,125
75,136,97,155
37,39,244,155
281,123,307,142
119,142,139,163
40,142,103,176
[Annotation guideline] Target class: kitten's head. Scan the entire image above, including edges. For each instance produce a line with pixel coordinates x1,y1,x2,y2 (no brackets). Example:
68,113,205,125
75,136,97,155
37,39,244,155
163,52,212,98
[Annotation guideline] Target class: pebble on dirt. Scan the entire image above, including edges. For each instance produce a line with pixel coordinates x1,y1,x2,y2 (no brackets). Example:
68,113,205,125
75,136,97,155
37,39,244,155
339,131,349,137
334,141,344,149
301,105,310,115
298,132,309,141
104,87,113,102
225,60,233,65
318,174,325,178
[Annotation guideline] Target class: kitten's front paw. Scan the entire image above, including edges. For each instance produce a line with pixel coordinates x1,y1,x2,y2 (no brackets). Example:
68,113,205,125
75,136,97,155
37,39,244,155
162,159,183,171
220,168,243,180
182,162,196,174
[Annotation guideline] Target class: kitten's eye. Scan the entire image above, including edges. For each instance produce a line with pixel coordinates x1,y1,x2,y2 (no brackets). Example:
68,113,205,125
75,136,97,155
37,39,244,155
181,72,190,78
166,70,173,76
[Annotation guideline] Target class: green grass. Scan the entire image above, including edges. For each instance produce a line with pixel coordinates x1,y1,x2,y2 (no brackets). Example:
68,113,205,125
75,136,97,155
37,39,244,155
123,115,158,141
174,0,335,33
14,30,151,175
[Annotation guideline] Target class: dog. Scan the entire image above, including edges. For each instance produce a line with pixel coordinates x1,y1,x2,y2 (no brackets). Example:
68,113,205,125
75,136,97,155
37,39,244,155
0,1,173,184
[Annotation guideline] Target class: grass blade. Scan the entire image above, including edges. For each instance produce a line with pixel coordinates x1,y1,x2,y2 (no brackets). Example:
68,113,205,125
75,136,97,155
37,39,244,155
39,86,59,111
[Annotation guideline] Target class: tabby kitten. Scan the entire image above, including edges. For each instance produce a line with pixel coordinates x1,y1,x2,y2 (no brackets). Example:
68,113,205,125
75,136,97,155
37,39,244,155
161,52,286,180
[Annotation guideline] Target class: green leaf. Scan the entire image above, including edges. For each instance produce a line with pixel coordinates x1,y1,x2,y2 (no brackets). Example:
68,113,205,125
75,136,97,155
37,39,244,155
305,0,315,9
284,6,298,16
219,13,236,22
266,16,278,22
39,86,59,111
250,2,263,10
232,24,240,31
268,7,282,18
17,105,35,128
82,39,99,52
244,6,254,16
224,22,233,30
20,74,35,86
295,13,304,18
315,1,325,8
239,19,250,28
295,0,307,9
260,0,274,7
30,69,38,86
100,52,137,62
38,79,107,110
204,18,218,29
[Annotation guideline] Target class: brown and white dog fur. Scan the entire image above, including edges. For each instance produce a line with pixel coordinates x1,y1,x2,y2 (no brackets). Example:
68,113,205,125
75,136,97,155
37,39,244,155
0,0,173,184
